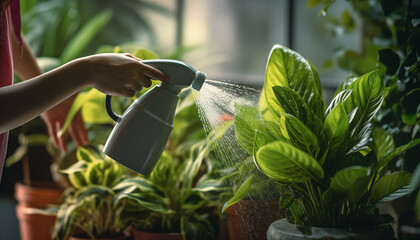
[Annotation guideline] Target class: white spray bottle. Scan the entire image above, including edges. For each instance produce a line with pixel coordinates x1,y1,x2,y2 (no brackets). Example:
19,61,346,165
103,59,206,175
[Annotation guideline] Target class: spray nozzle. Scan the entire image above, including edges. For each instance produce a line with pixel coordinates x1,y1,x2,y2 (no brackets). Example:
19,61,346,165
192,71,206,91
142,59,206,93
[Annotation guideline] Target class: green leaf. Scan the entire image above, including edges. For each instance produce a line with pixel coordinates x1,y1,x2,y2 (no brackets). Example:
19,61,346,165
60,10,113,63
324,103,349,150
341,71,384,147
372,128,394,159
330,166,370,202
68,171,87,189
377,138,420,170
120,192,173,214
400,89,420,125
150,151,174,188
113,177,159,194
272,86,311,125
76,147,97,163
325,89,352,116
371,172,412,203
255,141,324,183
283,114,320,156
60,161,87,175
222,175,255,212
261,45,325,120
234,104,261,154
85,161,104,185
181,142,208,189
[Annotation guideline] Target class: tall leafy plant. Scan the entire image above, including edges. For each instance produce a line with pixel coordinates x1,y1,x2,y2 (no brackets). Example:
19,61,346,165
234,44,420,229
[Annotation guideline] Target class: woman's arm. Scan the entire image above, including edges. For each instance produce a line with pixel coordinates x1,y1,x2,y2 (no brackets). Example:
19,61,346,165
0,53,169,134
11,32,90,151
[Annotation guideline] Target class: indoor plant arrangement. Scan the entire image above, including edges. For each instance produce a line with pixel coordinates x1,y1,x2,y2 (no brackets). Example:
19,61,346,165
234,44,420,239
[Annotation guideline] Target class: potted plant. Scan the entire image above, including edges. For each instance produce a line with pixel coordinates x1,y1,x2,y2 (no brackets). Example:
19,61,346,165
233,44,420,239
38,146,130,240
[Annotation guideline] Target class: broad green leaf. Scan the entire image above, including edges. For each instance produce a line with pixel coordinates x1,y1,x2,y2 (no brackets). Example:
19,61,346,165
60,89,112,136
81,90,112,124
60,10,113,63
272,86,311,124
372,128,394,159
222,175,256,212
234,104,261,154
330,166,370,202
325,89,352,118
324,103,349,150
272,86,323,136
261,45,325,120
283,114,320,157
371,172,411,203
85,161,103,185
341,71,384,140
255,141,324,183
377,138,420,170
253,129,277,153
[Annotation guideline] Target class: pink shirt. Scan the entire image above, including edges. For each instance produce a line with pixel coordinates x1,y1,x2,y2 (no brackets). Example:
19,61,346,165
0,0,21,181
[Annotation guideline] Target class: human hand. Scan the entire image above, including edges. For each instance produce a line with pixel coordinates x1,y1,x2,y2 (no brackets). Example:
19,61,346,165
80,53,169,97
40,94,88,152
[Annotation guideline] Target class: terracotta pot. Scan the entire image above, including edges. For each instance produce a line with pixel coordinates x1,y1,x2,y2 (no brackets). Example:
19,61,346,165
16,204,57,240
225,200,285,240
133,229,183,240
267,218,395,240
15,181,63,240
15,181,63,208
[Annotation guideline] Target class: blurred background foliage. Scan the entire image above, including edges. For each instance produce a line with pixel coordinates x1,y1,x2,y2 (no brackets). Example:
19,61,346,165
20,0,173,62
310,0,420,172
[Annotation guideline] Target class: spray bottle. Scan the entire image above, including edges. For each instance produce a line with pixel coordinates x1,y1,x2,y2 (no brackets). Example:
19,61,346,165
103,59,206,175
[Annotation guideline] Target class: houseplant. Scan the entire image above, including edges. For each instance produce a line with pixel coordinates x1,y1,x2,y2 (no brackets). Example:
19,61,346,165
47,146,129,240
234,44,420,239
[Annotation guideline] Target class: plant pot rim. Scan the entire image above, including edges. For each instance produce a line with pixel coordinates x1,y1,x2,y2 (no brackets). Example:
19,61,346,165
267,218,394,240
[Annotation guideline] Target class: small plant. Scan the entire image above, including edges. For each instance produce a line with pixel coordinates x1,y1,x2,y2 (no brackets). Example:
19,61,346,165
50,147,128,240
234,44,420,230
